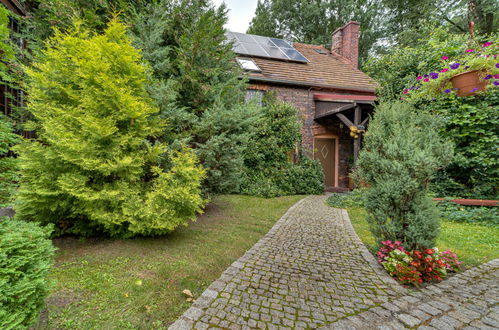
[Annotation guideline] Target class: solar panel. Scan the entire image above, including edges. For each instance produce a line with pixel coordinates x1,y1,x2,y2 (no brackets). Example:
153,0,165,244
227,32,309,63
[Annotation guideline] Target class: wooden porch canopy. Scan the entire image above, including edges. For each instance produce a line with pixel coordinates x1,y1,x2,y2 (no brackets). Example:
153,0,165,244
313,93,376,163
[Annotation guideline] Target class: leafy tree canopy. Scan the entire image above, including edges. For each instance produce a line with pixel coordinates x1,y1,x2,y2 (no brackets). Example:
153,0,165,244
247,0,385,65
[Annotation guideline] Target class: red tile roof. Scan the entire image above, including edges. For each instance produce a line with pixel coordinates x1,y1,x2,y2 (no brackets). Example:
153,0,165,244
243,43,377,93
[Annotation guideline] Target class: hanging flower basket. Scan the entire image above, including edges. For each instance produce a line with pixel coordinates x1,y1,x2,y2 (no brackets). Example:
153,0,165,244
449,70,489,97
401,41,499,101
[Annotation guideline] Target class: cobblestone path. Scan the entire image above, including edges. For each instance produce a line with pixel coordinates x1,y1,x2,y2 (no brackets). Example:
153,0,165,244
170,196,499,329
326,259,499,329
170,196,403,329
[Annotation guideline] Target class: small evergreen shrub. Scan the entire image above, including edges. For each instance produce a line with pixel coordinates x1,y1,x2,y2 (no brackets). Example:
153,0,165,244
241,97,324,197
354,102,453,250
15,21,206,237
0,217,55,328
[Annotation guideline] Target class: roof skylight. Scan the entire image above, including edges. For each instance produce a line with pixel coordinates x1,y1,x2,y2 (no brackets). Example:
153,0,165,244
236,58,261,72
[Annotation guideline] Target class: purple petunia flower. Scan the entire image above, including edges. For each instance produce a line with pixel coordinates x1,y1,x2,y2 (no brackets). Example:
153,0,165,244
410,86,415,90
444,89,452,93
431,98,436,101
450,63,461,70
496,63,499,68
494,81,499,86
464,66,470,69
430,72,439,79
424,74,429,78
471,88,478,92
484,75,492,80
416,86,421,90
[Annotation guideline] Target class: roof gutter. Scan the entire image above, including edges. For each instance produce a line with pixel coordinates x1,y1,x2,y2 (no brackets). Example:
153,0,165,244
246,76,376,94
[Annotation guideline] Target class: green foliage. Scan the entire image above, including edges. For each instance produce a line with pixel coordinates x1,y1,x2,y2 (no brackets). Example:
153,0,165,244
241,97,324,198
19,0,147,51
421,89,499,198
326,190,365,208
364,26,470,100
437,202,499,226
0,115,20,207
247,0,385,65
0,8,20,207
15,20,205,237
366,28,499,198
131,0,256,194
0,5,14,77
354,102,454,250
0,217,55,329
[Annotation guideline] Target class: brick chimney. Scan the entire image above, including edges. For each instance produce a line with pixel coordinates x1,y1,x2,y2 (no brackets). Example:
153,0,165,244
331,21,360,69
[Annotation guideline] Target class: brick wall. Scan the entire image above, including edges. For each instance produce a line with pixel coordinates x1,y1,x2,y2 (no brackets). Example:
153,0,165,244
249,83,356,188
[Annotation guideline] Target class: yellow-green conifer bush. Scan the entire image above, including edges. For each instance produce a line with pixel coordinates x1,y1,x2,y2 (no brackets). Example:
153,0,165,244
14,20,206,237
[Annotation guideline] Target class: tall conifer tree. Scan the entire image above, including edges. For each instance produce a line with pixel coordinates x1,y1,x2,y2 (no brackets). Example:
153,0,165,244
132,0,259,194
15,20,205,237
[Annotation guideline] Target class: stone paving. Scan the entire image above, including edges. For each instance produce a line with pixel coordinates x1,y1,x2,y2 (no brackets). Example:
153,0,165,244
324,259,499,329
170,195,499,329
170,196,404,329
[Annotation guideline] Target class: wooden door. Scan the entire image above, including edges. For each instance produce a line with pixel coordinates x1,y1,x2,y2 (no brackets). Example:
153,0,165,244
314,138,336,187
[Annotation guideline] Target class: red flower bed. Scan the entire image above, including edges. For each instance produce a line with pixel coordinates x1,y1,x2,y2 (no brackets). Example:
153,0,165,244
377,241,463,286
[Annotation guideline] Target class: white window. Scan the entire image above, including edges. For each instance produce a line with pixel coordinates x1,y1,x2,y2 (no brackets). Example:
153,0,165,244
236,58,261,72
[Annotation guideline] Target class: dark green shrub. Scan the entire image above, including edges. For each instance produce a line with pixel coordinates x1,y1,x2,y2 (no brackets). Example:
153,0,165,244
354,102,453,250
0,217,55,328
241,97,324,197
241,159,324,198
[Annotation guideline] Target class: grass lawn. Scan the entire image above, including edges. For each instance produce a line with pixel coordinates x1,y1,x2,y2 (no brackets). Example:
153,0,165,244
347,206,499,267
36,194,304,329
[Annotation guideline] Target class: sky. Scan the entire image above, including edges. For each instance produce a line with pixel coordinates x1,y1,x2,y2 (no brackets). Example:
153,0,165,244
212,0,259,33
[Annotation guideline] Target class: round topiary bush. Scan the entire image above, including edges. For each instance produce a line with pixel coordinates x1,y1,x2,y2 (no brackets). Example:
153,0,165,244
0,217,55,329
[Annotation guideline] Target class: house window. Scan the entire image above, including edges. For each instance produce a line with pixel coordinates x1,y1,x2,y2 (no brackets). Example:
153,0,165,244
245,89,265,106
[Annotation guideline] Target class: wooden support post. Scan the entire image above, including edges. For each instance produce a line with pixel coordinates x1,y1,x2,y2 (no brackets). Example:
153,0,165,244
336,113,354,127
353,105,361,165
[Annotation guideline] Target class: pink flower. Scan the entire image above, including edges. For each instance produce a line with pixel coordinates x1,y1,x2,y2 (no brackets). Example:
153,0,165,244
424,78,430,82
465,49,474,53
494,74,499,79
441,56,449,60
483,42,492,47
440,68,448,73
403,89,408,94
416,76,422,80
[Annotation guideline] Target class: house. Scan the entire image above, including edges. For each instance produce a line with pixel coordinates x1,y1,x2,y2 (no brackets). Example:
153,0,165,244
227,21,377,191
0,0,26,118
